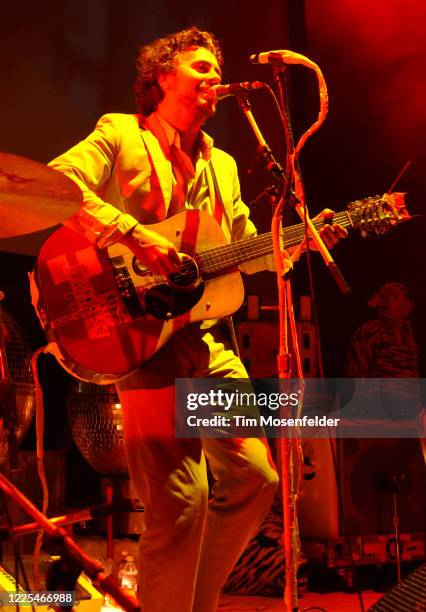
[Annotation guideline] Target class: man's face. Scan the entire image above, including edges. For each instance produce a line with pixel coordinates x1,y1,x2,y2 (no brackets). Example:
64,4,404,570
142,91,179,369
158,46,222,122
386,290,413,321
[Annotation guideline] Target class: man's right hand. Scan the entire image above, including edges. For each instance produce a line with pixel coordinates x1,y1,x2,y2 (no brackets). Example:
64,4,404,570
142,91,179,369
120,223,181,276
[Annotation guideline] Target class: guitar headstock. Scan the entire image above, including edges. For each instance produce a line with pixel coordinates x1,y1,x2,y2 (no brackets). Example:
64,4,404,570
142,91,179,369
347,192,410,237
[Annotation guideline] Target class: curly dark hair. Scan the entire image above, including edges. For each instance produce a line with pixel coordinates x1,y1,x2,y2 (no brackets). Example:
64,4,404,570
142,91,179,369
135,26,223,116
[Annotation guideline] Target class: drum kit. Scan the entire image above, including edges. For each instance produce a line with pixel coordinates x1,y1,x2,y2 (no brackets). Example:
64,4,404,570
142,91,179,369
0,151,81,254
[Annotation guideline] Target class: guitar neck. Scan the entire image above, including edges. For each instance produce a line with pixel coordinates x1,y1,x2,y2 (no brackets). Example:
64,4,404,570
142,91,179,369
197,210,353,275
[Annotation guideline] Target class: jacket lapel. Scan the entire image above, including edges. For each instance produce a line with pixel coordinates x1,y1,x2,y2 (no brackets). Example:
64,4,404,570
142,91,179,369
139,127,173,209
209,154,233,232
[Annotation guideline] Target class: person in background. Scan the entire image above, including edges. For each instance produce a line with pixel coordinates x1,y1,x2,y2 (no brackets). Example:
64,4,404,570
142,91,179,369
346,282,418,378
345,281,423,425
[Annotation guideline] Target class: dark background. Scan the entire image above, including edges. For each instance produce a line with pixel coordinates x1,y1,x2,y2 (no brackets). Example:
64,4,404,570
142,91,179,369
1,0,425,463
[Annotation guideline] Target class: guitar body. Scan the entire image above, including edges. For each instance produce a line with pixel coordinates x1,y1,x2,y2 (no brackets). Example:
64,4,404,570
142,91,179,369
34,210,244,383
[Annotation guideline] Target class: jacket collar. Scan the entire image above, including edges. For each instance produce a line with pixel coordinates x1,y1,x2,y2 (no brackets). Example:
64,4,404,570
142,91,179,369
138,112,214,206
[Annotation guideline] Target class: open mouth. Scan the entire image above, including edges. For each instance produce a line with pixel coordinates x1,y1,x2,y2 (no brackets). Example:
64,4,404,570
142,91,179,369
198,92,216,105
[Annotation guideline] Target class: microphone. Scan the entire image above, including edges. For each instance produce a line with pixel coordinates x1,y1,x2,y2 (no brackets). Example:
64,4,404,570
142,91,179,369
214,81,266,99
250,50,312,67
250,51,290,65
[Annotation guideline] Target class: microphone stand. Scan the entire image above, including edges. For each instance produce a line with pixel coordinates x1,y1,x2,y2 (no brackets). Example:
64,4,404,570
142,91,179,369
271,56,351,612
237,56,351,606
272,62,351,295
235,94,293,376
0,472,140,612
0,499,139,541
391,475,403,584
235,93,301,611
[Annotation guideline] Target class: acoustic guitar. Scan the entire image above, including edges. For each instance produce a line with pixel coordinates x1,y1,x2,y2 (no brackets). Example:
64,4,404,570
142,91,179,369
32,193,409,383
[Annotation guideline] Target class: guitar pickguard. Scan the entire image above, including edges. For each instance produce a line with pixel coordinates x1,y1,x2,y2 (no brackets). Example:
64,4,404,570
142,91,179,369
112,250,207,320
145,282,205,320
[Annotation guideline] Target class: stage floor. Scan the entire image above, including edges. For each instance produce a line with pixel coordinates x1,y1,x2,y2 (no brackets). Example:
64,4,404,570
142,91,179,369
103,591,382,611
219,591,382,611
76,535,384,611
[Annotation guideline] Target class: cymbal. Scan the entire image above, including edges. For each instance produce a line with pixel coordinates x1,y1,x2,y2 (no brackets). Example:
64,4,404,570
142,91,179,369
0,152,82,239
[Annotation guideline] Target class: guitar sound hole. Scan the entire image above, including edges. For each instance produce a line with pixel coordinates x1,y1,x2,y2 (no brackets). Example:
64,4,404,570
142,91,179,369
145,282,205,320
168,254,200,291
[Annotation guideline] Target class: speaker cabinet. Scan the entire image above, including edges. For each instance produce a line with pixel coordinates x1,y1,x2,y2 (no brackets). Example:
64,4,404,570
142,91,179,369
339,438,425,535
298,438,339,538
298,438,425,538
237,320,318,377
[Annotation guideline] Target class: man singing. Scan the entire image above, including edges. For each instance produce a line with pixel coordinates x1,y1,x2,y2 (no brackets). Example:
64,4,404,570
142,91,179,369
49,27,345,611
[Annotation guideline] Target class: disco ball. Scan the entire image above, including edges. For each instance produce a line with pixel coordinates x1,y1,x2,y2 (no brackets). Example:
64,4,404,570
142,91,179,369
67,381,128,476
0,308,36,465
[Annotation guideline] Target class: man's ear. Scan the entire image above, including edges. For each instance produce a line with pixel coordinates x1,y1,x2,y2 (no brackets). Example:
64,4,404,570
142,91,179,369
158,71,172,92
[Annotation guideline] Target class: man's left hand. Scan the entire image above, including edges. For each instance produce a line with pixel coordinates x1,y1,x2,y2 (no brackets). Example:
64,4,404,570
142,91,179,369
317,208,348,248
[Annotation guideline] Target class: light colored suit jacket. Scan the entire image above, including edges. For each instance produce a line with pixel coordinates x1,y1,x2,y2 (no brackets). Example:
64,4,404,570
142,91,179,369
49,113,274,274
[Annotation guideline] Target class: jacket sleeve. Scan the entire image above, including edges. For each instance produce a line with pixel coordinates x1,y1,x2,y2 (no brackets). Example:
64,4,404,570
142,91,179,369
48,114,139,247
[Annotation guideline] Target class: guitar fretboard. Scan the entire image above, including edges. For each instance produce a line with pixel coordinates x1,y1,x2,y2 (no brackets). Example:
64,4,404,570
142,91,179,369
196,210,353,275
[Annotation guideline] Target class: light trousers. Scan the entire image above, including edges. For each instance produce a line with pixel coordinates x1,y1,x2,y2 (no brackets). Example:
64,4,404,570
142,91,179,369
116,323,279,612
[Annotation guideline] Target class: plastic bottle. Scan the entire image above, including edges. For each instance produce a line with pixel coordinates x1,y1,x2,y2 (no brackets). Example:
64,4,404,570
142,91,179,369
120,555,138,594
117,550,129,584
